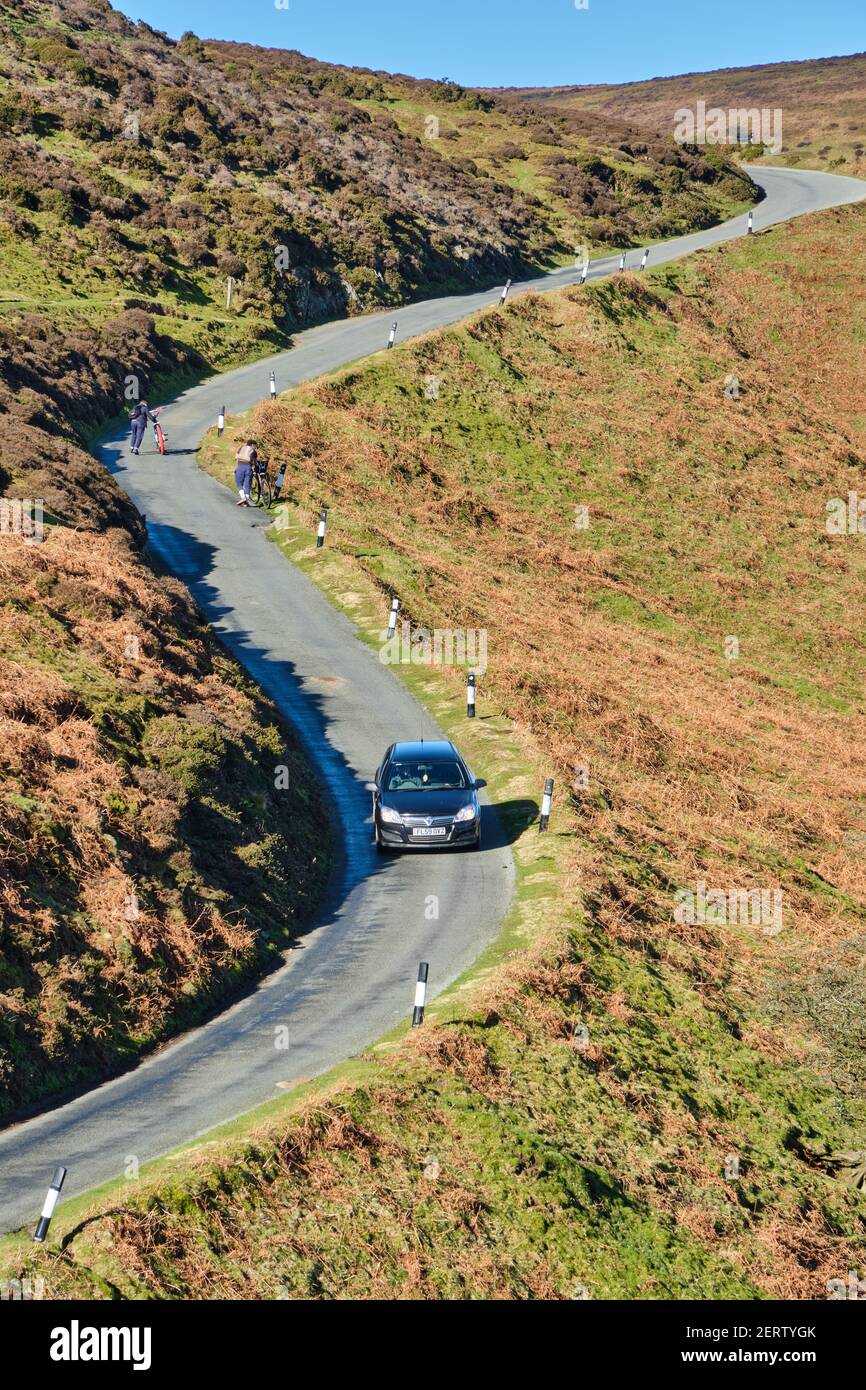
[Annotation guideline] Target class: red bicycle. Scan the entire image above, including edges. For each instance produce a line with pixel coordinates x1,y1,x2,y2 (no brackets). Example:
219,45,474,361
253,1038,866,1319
150,407,167,456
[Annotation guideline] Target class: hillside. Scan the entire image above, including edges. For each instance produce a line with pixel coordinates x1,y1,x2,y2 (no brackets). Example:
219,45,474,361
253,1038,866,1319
504,52,866,176
9,199,866,1298
0,0,754,369
0,301,330,1118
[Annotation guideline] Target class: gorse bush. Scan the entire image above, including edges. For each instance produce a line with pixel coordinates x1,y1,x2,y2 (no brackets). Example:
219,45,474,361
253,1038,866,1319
27,36,102,87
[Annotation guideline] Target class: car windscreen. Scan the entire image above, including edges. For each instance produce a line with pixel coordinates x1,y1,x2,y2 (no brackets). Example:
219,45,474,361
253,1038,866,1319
385,760,467,791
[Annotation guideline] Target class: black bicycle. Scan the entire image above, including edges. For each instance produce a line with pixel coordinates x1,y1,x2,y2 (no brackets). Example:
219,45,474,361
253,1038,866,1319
251,456,272,510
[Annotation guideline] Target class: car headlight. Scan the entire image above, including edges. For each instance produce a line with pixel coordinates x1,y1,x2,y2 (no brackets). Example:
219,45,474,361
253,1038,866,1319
379,805,402,824
454,803,476,822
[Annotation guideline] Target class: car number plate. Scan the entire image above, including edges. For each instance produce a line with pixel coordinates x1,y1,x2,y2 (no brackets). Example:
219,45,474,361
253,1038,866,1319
412,827,446,837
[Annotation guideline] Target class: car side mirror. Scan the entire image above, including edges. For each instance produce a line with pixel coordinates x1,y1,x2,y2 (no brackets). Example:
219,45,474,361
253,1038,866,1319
364,781,378,792
474,778,487,790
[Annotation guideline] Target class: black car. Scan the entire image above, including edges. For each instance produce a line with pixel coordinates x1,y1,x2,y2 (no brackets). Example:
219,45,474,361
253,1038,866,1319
367,739,485,851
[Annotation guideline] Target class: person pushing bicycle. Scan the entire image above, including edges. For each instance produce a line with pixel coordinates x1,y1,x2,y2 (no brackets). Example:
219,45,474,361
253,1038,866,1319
234,439,258,506
233,440,272,509
129,399,159,456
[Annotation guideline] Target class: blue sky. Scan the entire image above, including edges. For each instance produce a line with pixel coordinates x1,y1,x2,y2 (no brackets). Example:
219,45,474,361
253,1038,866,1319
114,0,864,87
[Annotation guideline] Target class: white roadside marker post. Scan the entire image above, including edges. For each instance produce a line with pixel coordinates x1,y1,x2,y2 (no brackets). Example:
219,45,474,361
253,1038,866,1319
217,404,225,438
387,321,397,350
412,962,429,1026
273,461,287,501
269,370,277,400
539,776,554,833
618,251,626,273
747,209,754,234
639,249,649,272
467,670,476,718
579,261,589,285
387,596,400,640
316,506,328,548
499,278,512,306
33,1166,67,1244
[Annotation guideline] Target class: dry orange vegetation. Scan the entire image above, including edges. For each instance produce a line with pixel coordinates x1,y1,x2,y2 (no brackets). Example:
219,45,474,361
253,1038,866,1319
0,298,328,1118
252,207,866,1289
0,520,328,1116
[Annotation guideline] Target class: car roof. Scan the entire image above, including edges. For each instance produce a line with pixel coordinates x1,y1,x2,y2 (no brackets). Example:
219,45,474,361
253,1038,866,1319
389,740,458,760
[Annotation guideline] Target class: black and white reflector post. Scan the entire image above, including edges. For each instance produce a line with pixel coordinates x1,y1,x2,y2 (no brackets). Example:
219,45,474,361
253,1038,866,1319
747,209,754,234
467,670,476,718
387,596,400,640
387,321,397,350
579,261,589,285
269,370,277,400
33,1166,67,1243
639,249,649,271
316,506,328,548
539,776,554,832
412,962,429,1026
499,278,512,306
217,404,226,437
273,461,287,501
619,251,626,273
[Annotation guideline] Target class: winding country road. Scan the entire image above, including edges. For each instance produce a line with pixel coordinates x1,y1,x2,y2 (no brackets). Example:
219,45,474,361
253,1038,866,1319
1,164,864,1235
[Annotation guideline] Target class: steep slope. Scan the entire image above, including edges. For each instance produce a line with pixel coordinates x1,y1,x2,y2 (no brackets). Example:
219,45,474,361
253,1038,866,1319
12,199,866,1299
0,524,329,1119
0,0,754,364
0,301,329,1119
504,52,866,176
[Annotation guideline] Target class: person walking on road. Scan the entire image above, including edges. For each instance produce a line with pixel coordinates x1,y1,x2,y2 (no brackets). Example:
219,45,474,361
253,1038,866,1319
129,399,156,455
234,439,257,507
